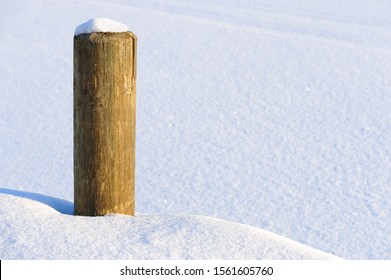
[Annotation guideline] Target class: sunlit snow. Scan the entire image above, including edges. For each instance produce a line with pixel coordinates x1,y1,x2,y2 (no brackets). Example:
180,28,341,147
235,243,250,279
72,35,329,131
74,17,128,35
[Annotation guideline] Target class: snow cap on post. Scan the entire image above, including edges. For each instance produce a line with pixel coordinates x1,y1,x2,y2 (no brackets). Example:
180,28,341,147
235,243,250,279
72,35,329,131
74,17,128,35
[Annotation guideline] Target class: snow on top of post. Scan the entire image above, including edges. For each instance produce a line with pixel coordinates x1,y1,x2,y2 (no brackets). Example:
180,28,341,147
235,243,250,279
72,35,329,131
75,18,128,35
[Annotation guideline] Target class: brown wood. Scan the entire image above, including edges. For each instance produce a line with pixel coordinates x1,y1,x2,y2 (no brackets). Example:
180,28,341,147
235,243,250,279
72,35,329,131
73,32,136,216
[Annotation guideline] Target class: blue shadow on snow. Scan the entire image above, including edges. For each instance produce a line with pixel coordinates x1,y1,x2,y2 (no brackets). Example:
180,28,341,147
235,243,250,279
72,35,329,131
0,188,74,215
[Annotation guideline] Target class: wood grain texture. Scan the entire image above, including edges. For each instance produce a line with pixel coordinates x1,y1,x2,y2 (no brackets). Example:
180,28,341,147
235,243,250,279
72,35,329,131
74,32,136,216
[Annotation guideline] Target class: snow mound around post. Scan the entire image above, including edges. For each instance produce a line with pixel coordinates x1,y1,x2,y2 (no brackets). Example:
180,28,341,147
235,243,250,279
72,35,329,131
0,193,341,260
74,18,128,35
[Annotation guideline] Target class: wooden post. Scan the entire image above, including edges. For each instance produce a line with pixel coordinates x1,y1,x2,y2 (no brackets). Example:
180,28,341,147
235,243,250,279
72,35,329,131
73,32,136,216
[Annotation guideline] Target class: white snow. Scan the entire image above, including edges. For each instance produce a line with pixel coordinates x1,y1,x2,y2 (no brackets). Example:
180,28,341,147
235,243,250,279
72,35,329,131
75,17,128,35
0,192,338,259
1,0,391,259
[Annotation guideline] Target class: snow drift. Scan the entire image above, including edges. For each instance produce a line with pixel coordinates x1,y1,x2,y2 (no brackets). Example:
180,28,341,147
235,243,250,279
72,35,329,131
0,191,338,259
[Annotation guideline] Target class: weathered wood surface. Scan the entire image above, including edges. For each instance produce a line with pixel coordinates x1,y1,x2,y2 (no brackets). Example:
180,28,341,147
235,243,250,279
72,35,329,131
74,32,136,216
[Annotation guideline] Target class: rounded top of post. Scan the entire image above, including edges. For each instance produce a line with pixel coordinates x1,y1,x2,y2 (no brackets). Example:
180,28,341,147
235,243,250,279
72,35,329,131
75,18,128,36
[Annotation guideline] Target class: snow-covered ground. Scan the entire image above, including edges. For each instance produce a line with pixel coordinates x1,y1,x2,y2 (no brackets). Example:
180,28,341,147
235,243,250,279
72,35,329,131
0,191,338,259
1,0,390,259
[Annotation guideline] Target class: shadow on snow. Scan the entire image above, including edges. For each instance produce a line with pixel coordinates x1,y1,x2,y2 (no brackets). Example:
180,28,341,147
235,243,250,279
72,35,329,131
0,188,74,215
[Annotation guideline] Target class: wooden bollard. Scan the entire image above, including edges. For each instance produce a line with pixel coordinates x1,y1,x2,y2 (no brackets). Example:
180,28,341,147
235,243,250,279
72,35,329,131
73,32,137,216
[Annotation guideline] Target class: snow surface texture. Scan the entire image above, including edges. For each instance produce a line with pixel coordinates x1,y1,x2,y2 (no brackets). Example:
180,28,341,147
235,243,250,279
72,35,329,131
1,0,391,259
0,193,338,259
74,17,128,35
